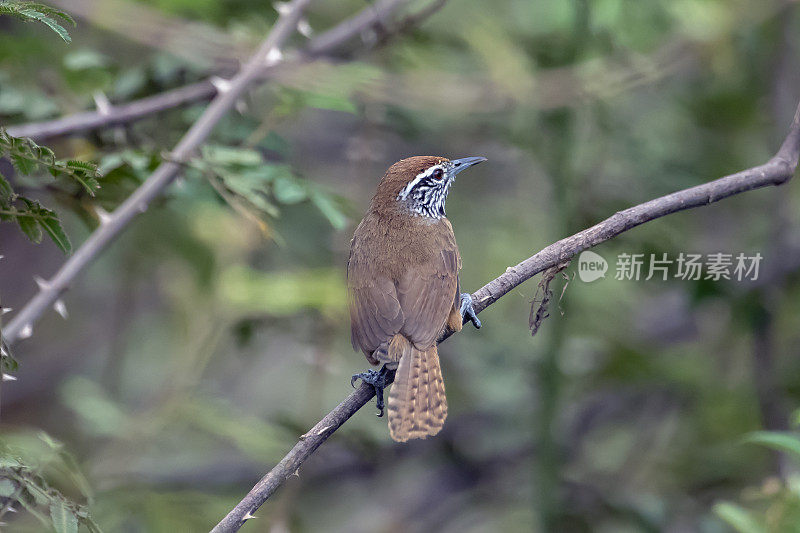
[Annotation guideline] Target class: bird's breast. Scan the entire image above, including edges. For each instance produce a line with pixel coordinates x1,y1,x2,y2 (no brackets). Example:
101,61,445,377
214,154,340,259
350,211,455,281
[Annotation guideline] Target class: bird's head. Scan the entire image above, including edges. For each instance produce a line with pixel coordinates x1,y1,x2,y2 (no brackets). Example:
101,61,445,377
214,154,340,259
374,155,487,218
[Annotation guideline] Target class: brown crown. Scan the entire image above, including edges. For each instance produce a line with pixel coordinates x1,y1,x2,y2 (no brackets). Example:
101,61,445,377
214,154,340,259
370,156,449,210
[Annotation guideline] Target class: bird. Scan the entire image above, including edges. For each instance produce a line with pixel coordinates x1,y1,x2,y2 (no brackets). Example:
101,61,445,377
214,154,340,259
347,155,485,442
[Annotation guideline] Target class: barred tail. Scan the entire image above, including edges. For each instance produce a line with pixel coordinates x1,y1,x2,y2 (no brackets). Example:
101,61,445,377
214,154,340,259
386,335,447,442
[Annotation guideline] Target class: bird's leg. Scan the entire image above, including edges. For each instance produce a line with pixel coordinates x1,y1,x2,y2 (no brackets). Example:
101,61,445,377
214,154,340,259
459,292,482,329
351,364,392,417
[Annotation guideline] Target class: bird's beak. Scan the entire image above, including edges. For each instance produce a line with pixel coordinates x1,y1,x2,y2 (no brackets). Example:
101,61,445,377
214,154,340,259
450,156,487,175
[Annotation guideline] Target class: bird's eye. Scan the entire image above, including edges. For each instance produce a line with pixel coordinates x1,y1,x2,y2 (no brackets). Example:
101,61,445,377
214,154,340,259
432,168,444,180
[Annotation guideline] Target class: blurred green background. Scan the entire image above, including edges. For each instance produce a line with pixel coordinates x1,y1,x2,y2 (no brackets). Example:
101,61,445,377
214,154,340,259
2,0,800,531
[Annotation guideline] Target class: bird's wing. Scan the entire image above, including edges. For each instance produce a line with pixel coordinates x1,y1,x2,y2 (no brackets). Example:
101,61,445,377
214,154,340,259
348,244,404,360
396,221,461,349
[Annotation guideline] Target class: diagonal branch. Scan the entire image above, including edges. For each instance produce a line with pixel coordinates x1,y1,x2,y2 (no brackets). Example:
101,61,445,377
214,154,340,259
5,0,415,142
2,0,419,345
211,99,800,533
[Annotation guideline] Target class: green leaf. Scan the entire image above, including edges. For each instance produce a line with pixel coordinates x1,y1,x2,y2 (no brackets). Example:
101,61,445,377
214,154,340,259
96,153,125,175
65,159,98,172
201,145,262,167
38,212,72,254
50,501,79,533
713,502,765,533
37,144,56,165
743,431,800,463
2,340,18,371
38,431,63,450
272,176,307,204
10,153,37,175
0,2,76,25
17,213,43,243
0,2,75,45
310,191,347,230
17,8,71,43
301,91,357,114
61,377,128,438
0,128,101,195
0,172,13,203
35,3,75,25
63,49,109,71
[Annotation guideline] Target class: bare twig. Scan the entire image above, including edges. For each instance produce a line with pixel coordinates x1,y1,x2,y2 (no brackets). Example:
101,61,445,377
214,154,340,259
3,0,421,345
5,0,415,142
529,260,570,337
5,81,216,141
7,80,217,141
212,99,800,532
373,0,448,48
304,0,410,55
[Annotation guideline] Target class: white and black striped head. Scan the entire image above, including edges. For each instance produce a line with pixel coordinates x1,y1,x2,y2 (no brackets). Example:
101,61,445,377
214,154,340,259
379,156,486,219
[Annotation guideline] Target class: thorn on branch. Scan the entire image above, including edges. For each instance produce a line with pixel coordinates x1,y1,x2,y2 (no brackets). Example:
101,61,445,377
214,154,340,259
53,299,68,319
529,260,571,337
93,206,113,225
273,1,291,15
92,91,112,117
210,76,233,95
297,18,313,38
265,47,284,66
18,324,32,340
33,276,50,291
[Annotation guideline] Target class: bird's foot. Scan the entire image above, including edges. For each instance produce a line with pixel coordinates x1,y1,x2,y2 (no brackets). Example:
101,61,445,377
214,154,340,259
351,365,390,417
460,292,482,329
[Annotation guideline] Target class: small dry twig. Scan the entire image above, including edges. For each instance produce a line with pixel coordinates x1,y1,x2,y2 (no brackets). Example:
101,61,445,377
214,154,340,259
529,260,571,337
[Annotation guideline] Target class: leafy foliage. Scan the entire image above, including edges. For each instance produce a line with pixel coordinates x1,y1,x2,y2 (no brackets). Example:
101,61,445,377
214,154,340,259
0,128,101,253
0,433,101,532
710,429,800,532
0,1,75,43
190,145,348,233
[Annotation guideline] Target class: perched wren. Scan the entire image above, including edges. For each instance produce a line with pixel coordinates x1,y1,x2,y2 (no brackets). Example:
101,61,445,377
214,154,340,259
348,156,485,442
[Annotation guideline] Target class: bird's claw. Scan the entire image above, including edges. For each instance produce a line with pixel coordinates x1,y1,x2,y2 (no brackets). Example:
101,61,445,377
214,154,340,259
459,292,482,329
350,367,388,417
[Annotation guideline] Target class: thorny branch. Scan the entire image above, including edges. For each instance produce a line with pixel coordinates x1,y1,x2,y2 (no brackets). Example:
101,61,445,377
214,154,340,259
2,0,419,345
211,99,800,532
5,0,417,142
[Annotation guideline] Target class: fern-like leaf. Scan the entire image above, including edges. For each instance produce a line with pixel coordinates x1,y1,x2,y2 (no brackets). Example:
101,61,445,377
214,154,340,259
0,1,75,43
